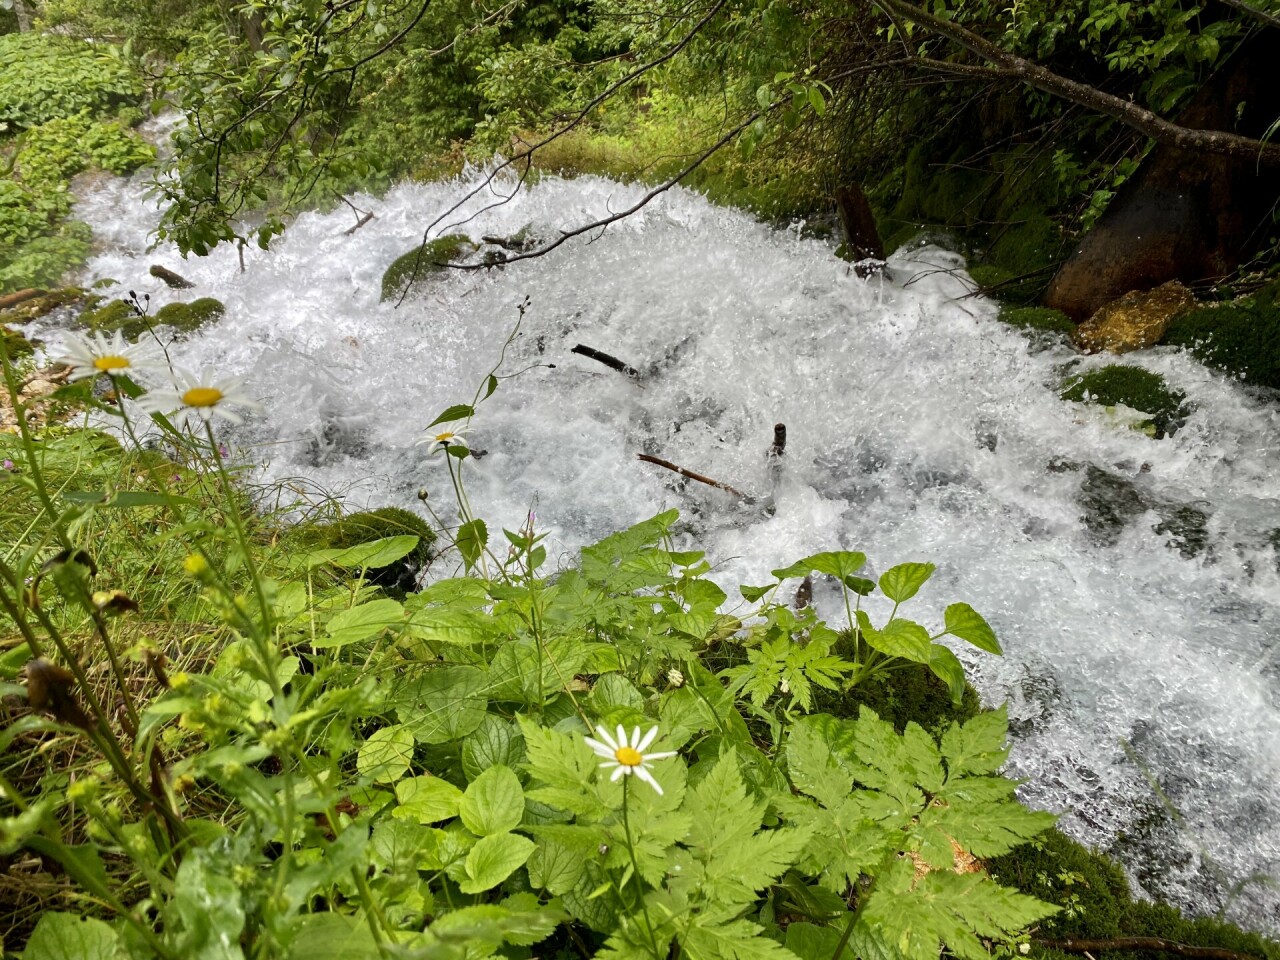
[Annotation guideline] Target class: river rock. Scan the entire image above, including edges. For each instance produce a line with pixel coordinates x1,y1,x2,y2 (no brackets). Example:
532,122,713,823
1073,281,1196,354
381,235,476,302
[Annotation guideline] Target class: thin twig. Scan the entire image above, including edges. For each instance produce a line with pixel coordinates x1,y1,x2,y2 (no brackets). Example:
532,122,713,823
637,453,751,500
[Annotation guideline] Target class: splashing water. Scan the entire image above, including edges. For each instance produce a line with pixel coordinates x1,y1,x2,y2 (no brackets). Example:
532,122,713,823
55,165,1280,931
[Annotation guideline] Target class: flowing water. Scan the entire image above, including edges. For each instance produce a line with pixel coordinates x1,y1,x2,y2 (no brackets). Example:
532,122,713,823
38,163,1280,931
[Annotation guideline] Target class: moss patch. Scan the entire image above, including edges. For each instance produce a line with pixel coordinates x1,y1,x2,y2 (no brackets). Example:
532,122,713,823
153,297,225,334
287,506,437,592
1062,366,1189,438
1000,306,1075,338
989,828,1280,960
380,235,474,302
813,654,981,738
1,325,34,361
1161,298,1280,390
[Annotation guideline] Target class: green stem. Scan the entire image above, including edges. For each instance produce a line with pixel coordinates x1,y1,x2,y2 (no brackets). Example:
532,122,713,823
621,777,664,960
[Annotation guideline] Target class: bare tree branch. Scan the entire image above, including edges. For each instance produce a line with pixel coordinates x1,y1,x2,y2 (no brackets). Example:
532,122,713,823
872,0,1280,166
1215,0,1280,30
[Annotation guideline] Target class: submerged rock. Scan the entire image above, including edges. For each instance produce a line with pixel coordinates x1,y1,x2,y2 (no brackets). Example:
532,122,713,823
1073,464,1210,558
1073,280,1196,354
380,234,475,302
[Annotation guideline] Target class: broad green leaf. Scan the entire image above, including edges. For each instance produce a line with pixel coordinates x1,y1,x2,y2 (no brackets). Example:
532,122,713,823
394,775,464,824
24,913,119,960
305,535,418,571
456,519,488,570
427,403,474,428
460,764,525,836
403,605,495,646
843,575,875,596
394,666,488,744
357,724,414,783
878,562,935,603
857,612,930,663
317,598,404,648
525,824,602,894
803,551,866,579
740,584,773,602
460,831,535,893
284,914,380,960
173,848,246,960
462,715,526,781
785,921,854,960
590,673,643,712
927,644,967,706
944,603,1002,654
771,560,810,581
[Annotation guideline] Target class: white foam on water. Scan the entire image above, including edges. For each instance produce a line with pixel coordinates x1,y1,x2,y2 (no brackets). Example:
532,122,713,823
52,165,1280,931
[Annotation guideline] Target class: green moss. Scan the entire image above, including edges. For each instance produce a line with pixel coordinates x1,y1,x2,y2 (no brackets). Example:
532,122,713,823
989,829,1280,960
813,655,981,738
1,325,34,361
1062,366,1189,439
380,235,474,302
153,297,225,334
1000,306,1075,337
1161,299,1280,390
78,297,143,338
288,506,437,592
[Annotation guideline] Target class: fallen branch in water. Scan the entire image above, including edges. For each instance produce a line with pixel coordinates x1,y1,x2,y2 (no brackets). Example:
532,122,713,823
149,265,195,289
337,193,376,235
571,344,641,378
637,453,751,501
1036,938,1261,960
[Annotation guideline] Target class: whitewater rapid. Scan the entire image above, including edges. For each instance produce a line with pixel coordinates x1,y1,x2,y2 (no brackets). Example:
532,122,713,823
47,165,1280,931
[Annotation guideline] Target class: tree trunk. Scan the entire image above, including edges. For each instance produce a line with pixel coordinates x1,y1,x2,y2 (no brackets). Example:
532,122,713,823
13,0,32,32
1044,30,1280,319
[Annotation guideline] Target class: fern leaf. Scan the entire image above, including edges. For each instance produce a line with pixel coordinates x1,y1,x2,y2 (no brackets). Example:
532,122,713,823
682,917,802,960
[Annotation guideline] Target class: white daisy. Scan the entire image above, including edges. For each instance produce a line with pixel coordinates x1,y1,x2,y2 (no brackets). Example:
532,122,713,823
584,724,677,795
417,426,468,455
54,330,156,381
138,367,258,426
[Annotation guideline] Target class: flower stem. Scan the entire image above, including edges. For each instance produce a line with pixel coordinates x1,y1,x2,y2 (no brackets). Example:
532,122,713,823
621,777,664,960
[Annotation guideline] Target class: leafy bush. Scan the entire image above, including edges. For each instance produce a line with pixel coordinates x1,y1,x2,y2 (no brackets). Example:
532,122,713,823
0,34,140,130
0,219,92,291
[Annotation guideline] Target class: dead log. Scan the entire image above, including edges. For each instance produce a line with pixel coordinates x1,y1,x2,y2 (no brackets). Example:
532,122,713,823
572,344,641,378
149,265,195,289
0,288,44,311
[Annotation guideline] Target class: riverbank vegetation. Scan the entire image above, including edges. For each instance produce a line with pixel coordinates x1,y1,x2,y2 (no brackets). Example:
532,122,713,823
3,0,1280,957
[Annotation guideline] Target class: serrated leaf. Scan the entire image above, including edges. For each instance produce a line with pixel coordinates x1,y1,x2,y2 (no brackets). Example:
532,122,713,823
944,603,1002,654
925,801,1057,858
682,916,801,960
460,764,525,836
24,913,118,960
879,562,935,603
857,611,930,663
803,551,866,579
462,715,525,781
394,775,464,823
525,825,601,894
317,598,404,649
357,723,414,783
428,403,474,428
460,831,535,893
394,666,488,744
940,706,1011,779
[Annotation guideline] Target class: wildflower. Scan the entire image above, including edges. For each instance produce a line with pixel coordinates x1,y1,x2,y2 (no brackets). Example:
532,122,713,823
139,367,257,426
418,426,468,455
666,667,685,688
584,724,677,795
2,459,13,471
54,330,155,381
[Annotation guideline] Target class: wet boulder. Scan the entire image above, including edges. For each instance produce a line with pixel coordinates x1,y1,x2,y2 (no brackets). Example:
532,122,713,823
1061,365,1190,439
1073,281,1196,354
380,234,475,302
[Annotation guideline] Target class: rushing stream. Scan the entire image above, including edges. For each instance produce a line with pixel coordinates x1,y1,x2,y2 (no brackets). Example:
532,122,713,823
37,163,1280,932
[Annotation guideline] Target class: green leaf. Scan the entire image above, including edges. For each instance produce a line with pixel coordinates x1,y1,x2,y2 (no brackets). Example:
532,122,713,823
927,644,968,706
462,715,526,781
23,913,119,960
740,584,773,602
939,706,1011,779
305,535,418,571
803,551,866,579
843,576,875,596
456,519,488,570
944,603,1002,654
317,597,404,648
428,403,474,428
879,562,935,603
857,612,931,663
284,914,380,960
357,724,414,783
682,916,800,960
394,666,488,744
173,848,246,960
460,764,525,836
394,775,464,824
525,824,601,894
807,86,826,116
460,831,535,893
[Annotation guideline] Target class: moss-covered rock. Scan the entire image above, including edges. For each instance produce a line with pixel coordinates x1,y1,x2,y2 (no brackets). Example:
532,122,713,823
1161,297,1280,390
380,235,475,302
288,506,437,592
78,297,143,338
1,325,35,361
813,654,981,737
1062,366,1189,439
989,828,1280,960
153,297,225,334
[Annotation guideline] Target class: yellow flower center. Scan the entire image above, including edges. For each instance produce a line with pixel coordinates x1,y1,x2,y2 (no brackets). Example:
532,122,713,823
182,387,224,408
93,355,131,372
615,746,643,766
435,431,456,442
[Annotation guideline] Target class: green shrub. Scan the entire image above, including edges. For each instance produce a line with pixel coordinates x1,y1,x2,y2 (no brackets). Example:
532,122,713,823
1161,299,1280,390
1061,365,1189,438
288,505,437,591
0,221,92,293
0,34,140,130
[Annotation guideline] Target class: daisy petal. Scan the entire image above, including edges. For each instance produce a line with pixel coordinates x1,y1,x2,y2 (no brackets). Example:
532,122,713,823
610,765,628,782
615,725,627,751
637,726,659,752
634,765,664,795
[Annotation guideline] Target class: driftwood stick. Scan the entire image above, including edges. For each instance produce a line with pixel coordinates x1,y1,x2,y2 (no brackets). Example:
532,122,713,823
1036,938,1261,960
344,211,375,236
637,453,751,500
769,423,786,458
572,344,641,378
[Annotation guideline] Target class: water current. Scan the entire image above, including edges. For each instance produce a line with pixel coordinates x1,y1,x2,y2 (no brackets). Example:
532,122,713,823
40,164,1280,931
